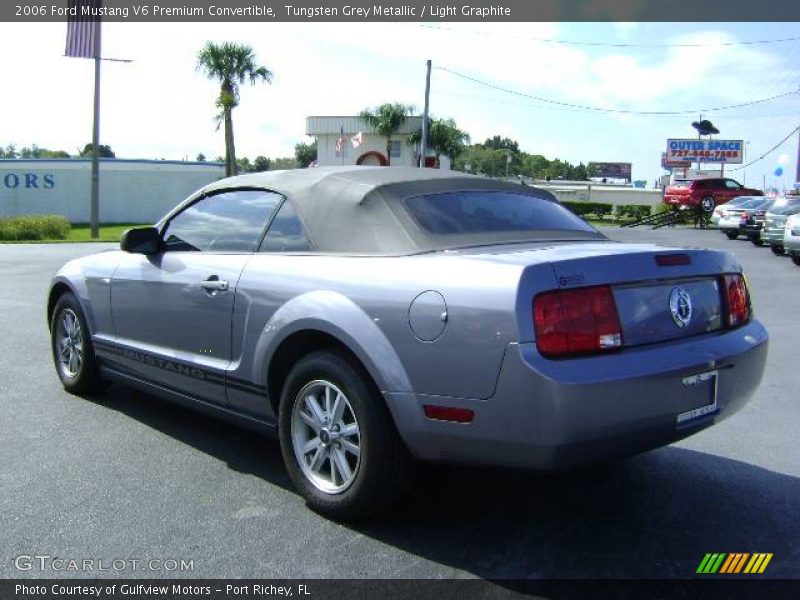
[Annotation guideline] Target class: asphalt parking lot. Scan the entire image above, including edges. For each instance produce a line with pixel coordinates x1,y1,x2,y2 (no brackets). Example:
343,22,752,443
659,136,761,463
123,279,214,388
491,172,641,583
1,227,798,581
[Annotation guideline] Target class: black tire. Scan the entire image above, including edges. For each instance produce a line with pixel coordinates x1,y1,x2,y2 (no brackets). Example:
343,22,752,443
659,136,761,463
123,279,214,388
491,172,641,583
278,350,415,520
700,196,716,214
792,254,800,267
50,292,107,395
725,231,738,240
750,237,764,247
770,244,785,256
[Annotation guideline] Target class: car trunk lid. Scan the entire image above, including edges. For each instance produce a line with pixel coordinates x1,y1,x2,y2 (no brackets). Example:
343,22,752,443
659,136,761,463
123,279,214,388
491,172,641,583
459,241,736,347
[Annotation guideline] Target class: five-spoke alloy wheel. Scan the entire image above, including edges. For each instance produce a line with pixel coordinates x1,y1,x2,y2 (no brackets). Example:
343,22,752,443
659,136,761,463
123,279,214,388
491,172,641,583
291,379,361,494
278,350,415,520
50,292,106,395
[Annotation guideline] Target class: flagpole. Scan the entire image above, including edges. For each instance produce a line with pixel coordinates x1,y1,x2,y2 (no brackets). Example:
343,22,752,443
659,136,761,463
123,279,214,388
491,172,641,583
90,45,101,239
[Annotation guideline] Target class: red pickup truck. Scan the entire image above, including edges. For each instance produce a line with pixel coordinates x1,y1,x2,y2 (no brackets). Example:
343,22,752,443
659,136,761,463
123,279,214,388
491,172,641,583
663,178,763,213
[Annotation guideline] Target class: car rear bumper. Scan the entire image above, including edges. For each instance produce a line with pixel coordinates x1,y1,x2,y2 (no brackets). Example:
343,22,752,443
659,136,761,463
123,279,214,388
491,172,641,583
387,320,768,469
664,195,695,207
740,223,764,237
763,227,786,245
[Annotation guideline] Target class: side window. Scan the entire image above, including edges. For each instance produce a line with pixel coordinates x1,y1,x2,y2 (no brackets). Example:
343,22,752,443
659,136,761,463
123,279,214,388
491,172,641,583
725,179,742,189
162,190,282,253
259,200,312,252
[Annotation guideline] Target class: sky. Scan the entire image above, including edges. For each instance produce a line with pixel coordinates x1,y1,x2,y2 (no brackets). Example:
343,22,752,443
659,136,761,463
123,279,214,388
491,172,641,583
0,20,798,189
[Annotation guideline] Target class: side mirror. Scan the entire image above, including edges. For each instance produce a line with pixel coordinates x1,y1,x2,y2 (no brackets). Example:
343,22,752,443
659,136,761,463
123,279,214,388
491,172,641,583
120,227,161,254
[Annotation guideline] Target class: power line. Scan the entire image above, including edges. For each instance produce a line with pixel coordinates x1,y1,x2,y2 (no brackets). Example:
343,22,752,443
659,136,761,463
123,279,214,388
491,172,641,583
727,126,800,171
435,66,799,116
435,89,800,120
417,24,800,48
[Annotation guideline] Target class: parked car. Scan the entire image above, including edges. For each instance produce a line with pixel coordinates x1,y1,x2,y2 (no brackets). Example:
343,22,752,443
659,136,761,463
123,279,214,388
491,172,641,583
763,197,800,255
783,213,800,266
716,197,774,241
47,167,768,519
710,195,753,228
663,178,763,214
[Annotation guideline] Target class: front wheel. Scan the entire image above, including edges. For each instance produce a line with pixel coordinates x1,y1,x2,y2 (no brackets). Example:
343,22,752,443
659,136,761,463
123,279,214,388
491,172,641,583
792,254,800,266
50,292,107,395
750,237,764,246
278,350,415,520
771,244,785,256
725,231,738,240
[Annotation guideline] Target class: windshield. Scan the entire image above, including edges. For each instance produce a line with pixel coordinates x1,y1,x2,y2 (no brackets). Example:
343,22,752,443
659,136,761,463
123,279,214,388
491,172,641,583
768,198,800,216
405,191,597,235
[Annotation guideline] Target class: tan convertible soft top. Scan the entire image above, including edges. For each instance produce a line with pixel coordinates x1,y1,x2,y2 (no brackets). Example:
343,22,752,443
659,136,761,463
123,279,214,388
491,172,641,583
197,166,604,254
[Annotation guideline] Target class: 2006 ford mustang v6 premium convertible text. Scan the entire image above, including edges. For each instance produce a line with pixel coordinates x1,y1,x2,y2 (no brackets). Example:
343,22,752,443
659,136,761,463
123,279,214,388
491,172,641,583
48,167,768,518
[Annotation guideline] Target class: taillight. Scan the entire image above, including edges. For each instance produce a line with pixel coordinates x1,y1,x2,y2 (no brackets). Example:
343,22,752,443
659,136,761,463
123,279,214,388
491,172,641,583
533,285,622,358
723,274,751,328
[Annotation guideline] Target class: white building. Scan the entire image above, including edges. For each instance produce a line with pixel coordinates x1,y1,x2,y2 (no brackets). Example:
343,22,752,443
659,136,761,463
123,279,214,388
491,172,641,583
0,158,224,223
306,115,449,169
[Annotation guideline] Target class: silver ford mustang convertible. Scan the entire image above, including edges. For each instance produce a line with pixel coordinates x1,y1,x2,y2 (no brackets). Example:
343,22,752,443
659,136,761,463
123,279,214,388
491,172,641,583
48,167,768,518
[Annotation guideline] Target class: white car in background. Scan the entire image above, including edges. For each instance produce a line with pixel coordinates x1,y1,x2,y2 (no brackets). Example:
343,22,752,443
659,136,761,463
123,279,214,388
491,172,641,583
711,196,760,229
784,213,800,266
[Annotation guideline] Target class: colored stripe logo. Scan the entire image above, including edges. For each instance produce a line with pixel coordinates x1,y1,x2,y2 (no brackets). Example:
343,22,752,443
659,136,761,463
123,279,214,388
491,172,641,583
697,553,773,574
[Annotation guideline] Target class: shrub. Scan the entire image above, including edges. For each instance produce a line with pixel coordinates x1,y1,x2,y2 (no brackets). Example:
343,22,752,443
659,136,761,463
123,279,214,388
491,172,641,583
615,205,652,221
0,215,71,241
561,201,614,220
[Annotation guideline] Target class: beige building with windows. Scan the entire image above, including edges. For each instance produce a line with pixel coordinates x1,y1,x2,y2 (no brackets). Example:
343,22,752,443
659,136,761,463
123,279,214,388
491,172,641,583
306,115,448,169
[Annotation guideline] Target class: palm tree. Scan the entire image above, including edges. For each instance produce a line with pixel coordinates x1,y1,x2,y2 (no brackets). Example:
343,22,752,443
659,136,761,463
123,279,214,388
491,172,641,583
409,117,470,166
358,103,414,166
197,42,272,176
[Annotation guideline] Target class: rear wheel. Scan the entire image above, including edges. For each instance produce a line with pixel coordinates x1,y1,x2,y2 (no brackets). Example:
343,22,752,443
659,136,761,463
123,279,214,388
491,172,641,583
725,231,738,240
750,237,764,246
771,244,785,256
50,292,107,395
278,350,415,520
700,196,716,214
792,254,800,266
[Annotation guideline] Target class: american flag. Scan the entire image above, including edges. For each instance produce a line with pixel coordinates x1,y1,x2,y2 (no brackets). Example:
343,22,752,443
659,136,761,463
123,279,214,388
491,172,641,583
65,0,102,59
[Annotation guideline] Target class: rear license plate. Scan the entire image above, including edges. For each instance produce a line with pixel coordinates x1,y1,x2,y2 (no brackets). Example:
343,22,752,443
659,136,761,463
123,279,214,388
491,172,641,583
677,370,718,425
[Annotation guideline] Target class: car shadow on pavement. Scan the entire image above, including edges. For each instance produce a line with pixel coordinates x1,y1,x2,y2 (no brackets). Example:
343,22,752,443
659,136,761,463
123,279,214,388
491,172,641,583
97,385,797,580
99,385,293,491
356,449,798,580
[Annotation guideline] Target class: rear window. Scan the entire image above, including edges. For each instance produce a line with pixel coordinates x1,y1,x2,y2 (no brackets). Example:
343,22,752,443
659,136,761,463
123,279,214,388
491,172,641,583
738,198,770,209
405,191,596,235
768,198,800,216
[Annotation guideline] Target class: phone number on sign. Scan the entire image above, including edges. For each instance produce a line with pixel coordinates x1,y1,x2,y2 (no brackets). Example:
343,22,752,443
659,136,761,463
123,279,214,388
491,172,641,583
670,150,741,159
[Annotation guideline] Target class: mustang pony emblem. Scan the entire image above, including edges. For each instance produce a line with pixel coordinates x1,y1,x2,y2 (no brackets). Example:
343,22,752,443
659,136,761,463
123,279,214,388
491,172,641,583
669,287,693,328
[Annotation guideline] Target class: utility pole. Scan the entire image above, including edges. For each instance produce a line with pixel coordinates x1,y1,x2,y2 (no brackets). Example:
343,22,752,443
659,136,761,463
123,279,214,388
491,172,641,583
796,124,800,186
90,37,101,240
420,60,431,168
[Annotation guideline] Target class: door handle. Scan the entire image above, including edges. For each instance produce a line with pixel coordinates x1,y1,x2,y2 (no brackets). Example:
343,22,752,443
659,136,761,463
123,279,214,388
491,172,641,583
201,277,229,292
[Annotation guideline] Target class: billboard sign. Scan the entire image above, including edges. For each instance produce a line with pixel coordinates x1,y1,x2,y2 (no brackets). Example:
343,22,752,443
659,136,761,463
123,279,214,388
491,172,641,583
666,139,744,164
588,162,632,181
661,152,692,169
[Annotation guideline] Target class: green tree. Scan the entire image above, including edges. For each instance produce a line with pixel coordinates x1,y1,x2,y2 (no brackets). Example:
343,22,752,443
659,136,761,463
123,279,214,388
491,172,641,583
409,117,470,165
196,153,206,162
253,155,271,172
270,157,299,170
237,157,253,173
294,140,317,167
1,144,18,159
359,102,414,166
80,143,115,158
197,41,272,177
483,136,519,154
